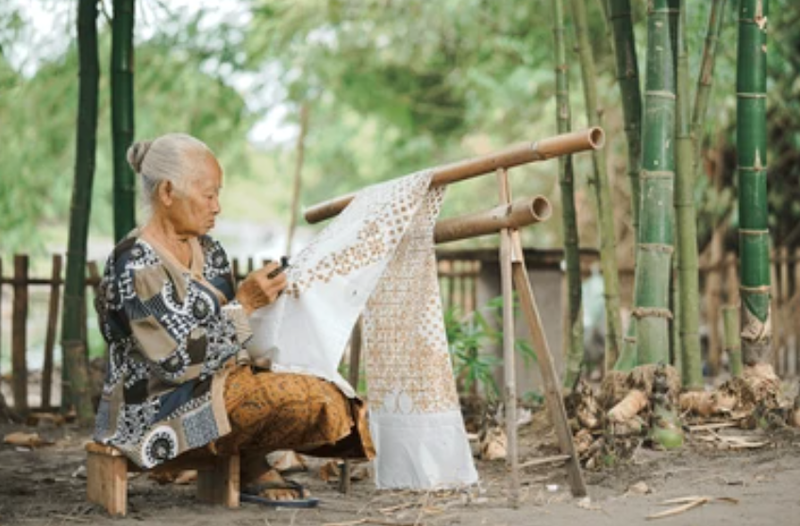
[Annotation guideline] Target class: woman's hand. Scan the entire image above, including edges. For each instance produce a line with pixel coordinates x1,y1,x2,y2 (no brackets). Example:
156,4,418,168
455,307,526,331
236,261,288,315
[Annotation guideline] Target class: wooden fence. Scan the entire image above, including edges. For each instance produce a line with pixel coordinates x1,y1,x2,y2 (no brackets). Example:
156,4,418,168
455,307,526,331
2,249,798,413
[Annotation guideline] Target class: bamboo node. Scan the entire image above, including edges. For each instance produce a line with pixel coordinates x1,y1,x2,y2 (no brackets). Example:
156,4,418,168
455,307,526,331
639,243,674,254
640,170,674,180
738,229,769,237
739,284,771,294
632,307,673,320
644,90,677,100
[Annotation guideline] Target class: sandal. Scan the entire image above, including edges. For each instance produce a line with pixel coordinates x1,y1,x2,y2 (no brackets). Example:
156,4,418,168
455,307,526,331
240,479,320,508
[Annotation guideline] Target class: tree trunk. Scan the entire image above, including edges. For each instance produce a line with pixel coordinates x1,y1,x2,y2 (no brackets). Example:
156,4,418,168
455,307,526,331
632,0,676,366
608,0,643,248
674,0,703,389
551,0,583,390
737,0,771,367
285,102,310,255
692,0,728,170
62,0,100,426
569,0,624,371
111,0,136,240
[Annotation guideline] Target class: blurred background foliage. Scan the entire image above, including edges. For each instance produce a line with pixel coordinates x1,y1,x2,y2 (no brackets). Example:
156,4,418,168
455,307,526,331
0,0,799,268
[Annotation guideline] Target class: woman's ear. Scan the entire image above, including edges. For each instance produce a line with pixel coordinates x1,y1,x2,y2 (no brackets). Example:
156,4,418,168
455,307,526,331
157,180,175,207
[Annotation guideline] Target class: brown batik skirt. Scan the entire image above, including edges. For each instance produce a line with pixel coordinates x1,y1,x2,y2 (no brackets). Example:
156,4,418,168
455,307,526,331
214,364,375,460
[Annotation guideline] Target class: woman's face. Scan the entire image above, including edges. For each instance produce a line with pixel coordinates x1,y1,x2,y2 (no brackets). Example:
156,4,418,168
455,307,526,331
163,153,223,238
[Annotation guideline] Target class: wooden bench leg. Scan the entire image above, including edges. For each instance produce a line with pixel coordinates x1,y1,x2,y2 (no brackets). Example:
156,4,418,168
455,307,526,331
86,446,128,517
197,453,240,508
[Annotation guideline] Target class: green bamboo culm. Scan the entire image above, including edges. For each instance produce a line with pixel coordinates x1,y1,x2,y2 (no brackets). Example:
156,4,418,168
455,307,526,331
569,0,624,371
551,0,584,390
737,0,771,366
674,0,702,389
608,0,643,255
62,0,100,426
692,0,728,170
111,0,136,241
632,0,676,366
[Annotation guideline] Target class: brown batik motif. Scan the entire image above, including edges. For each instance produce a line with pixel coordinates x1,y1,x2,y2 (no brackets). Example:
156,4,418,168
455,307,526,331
215,365,373,457
363,186,461,415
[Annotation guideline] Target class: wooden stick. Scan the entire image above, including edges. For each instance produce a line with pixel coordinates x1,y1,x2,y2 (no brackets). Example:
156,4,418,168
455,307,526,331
41,254,63,409
496,168,520,508
340,318,363,495
518,454,570,469
0,256,3,382
509,238,587,497
12,255,29,413
305,128,604,223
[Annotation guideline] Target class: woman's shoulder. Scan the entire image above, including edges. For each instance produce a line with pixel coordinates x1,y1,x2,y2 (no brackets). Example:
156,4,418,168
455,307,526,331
105,234,161,273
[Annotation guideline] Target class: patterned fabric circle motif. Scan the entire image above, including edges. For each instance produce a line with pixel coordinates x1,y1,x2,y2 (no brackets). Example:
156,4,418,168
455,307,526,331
141,426,178,468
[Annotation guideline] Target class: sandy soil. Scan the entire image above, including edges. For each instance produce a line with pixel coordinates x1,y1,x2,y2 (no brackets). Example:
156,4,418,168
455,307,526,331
1,413,799,526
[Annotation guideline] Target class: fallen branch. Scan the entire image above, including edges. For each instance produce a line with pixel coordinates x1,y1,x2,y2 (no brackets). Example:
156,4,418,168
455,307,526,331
646,495,738,520
519,455,570,469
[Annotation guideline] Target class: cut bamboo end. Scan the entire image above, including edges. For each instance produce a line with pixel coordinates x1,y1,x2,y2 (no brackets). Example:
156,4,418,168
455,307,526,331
434,196,552,245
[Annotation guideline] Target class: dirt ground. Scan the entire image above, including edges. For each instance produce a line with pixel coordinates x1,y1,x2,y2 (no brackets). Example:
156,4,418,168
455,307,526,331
1,410,799,526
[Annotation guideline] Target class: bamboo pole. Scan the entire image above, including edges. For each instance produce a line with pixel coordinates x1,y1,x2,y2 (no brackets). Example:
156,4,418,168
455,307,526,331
12,255,29,413
286,102,310,255
675,0,703,389
434,196,551,245
42,255,63,409
569,0,624,371
608,0,644,247
304,128,604,224
111,0,136,241
737,0,771,367
496,168,519,508
550,0,583,390
510,237,587,497
62,0,100,425
692,0,728,170
633,0,677,366
0,257,3,383
722,305,742,377
339,318,363,495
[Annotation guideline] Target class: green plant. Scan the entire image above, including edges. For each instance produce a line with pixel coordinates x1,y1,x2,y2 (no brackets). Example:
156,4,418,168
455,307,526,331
444,294,538,401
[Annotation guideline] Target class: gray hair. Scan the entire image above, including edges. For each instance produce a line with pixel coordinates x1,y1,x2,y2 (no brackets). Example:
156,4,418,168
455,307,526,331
126,133,215,218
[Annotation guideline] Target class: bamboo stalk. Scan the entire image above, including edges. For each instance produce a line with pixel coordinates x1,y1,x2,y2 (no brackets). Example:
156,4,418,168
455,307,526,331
722,305,742,377
608,0,644,248
286,102,310,255
434,196,551,245
111,0,136,241
496,168,520,508
303,128,604,224
633,0,676,366
737,0,771,366
675,0,703,389
12,255,28,413
550,0,583,390
569,0,624,371
692,0,728,171
62,0,100,425
42,254,63,409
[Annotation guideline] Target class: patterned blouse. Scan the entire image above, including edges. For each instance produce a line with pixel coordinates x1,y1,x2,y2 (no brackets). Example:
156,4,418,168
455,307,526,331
93,231,252,468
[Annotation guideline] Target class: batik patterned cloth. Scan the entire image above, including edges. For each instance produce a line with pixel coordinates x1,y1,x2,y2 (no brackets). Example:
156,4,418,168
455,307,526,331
94,232,249,468
248,171,478,489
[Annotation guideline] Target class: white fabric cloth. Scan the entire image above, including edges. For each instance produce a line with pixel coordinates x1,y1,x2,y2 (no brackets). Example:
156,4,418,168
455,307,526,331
248,171,478,489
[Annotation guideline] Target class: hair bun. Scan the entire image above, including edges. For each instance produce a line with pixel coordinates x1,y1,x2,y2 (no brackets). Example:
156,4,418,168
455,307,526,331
126,140,153,174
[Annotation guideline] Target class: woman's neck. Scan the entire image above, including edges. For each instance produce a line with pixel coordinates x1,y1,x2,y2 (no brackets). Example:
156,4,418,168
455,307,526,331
142,216,194,267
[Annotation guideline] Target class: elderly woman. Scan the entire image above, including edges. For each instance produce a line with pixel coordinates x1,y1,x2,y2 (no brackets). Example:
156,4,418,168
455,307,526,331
94,133,373,503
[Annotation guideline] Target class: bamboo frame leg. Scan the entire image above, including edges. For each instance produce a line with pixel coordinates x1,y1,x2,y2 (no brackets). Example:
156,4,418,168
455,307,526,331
496,168,520,507
509,234,587,497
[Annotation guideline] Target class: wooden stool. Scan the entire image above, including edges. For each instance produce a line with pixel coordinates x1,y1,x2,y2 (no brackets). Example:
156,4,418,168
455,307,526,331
85,442,240,516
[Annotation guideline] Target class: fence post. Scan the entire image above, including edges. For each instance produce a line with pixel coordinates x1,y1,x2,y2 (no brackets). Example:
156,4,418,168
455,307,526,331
12,255,29,413
42,254,63,409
